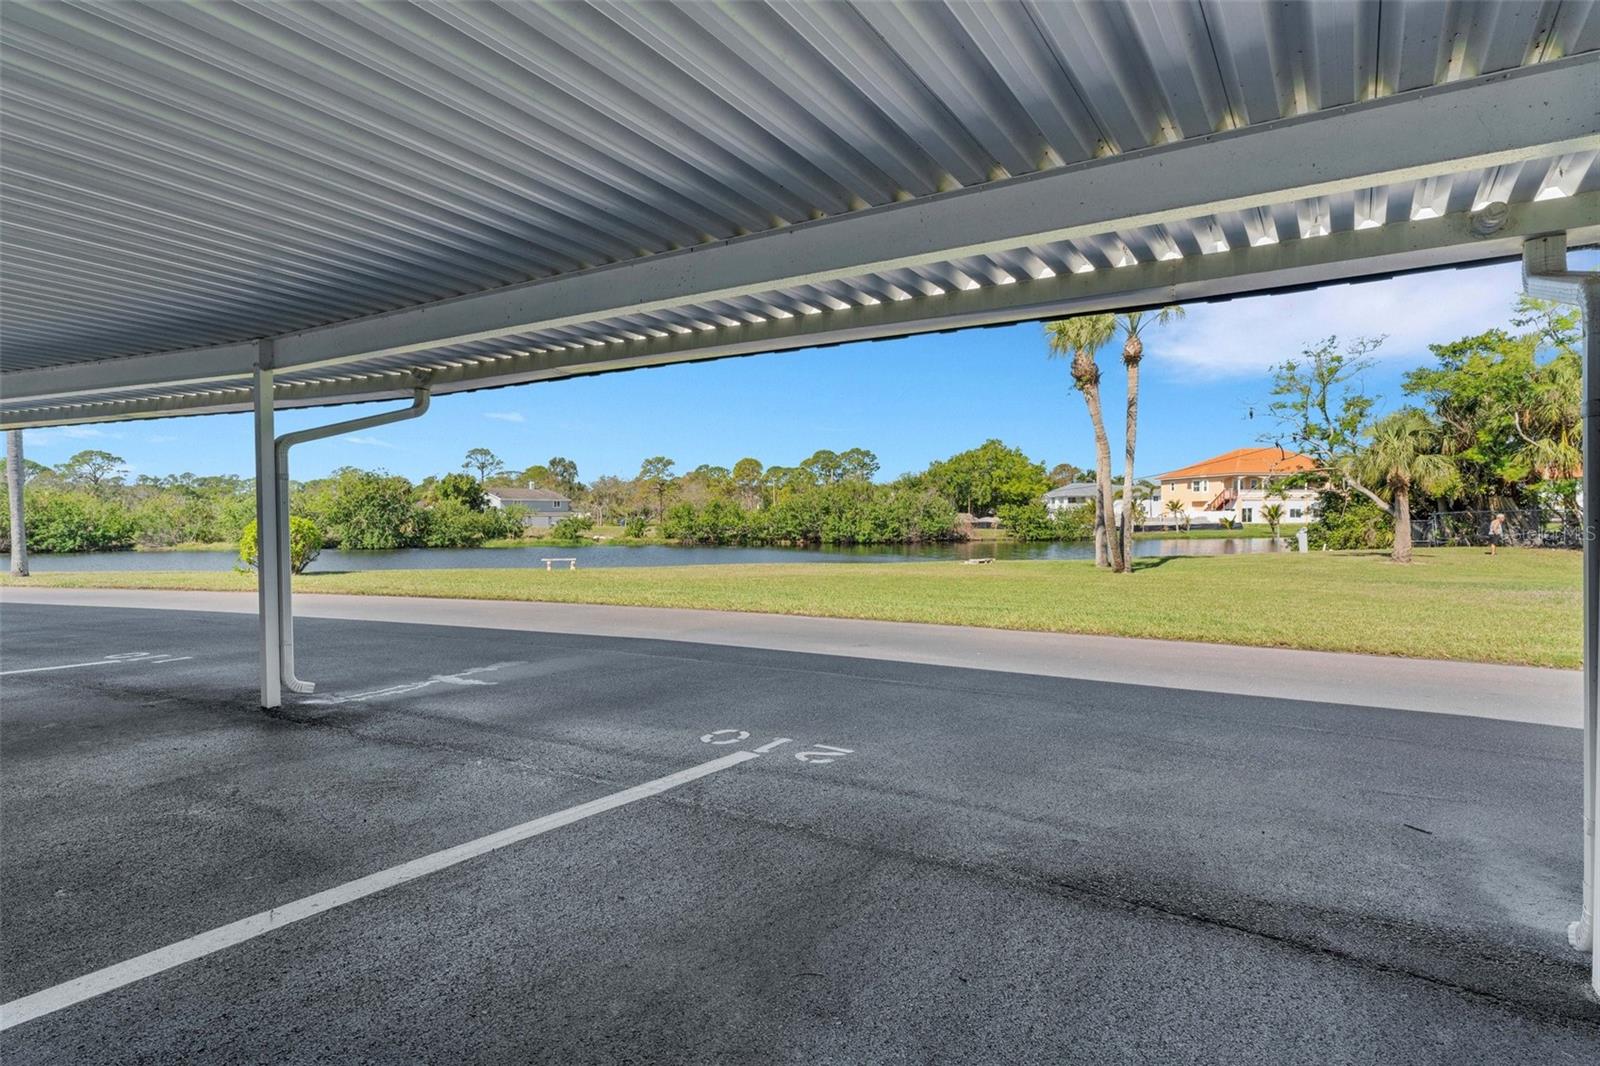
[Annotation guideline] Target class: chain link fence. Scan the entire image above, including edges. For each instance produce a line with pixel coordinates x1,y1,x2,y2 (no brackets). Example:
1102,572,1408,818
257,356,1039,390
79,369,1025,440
1412,506,1584,548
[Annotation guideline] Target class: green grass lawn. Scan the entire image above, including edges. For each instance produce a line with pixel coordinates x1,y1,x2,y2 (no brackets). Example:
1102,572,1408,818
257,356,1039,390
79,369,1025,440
2,548,1579,668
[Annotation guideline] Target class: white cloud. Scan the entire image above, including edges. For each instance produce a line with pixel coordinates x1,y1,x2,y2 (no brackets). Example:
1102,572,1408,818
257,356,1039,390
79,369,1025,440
1155,262,1524,379
345,435,397,448
484,411,526,423
31,425,117,444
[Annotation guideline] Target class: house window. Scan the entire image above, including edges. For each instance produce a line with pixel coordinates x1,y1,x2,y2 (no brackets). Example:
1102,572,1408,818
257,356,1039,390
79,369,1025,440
1289,507,1303,518
1189,479,1208,492
1240,508,1253,523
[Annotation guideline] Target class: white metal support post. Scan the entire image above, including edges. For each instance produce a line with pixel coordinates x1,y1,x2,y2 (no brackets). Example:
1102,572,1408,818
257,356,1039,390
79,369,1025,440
251,351,282,710
1524,235,1600,995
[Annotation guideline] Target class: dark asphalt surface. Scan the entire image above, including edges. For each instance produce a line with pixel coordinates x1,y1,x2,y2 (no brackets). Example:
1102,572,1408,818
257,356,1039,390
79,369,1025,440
0,602,1595,1064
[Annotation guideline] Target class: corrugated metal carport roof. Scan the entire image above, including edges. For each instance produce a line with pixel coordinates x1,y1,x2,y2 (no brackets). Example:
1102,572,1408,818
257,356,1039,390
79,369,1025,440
2,0,1598,427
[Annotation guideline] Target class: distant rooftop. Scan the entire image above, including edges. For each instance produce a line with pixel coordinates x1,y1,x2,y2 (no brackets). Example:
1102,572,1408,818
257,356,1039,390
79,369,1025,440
1158,448,1315,482
1044,482,1099,498
486,487,569,502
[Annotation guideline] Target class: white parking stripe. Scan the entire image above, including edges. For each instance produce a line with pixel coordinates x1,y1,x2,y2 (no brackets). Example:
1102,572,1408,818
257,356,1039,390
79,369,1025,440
0,749,761,1032
0,659,135,676
0,652,193,677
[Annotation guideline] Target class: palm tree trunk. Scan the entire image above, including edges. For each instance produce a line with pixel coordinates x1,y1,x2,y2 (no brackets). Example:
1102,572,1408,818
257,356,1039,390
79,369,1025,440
7,429,26,577
1081,379,1121,571
1120,358,1140,573
1392,486,1412,563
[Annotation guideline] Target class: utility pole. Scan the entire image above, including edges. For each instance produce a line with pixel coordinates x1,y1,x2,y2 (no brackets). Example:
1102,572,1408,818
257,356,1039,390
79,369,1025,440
7,428,27,577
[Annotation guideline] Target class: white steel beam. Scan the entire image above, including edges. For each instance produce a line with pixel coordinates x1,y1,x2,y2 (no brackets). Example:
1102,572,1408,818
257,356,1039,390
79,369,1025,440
5,190,1597,431
4,52,1597,410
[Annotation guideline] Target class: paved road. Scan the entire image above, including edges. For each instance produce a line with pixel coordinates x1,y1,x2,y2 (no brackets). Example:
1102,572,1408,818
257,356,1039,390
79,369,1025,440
1,603,1595,1064
2,587,1581,726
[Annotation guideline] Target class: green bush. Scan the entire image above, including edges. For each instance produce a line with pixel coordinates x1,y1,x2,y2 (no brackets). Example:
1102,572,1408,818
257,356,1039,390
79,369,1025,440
998,502,1055,541
1305,492,1393,550
310,468,420,549
239,515,324,574
662,484,958,546
549,514,596,543
623,513,651,539
416,498,522,548
4,490,140,553
1053,502,1096,541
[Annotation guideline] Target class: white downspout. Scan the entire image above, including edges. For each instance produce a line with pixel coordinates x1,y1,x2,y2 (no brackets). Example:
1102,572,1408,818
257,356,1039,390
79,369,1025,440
252,359,281,710
271,373,431,694
1523,235,1599,995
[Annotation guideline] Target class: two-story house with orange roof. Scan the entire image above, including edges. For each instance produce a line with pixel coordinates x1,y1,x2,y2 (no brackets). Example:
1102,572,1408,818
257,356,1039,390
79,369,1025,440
1155,447,1320,528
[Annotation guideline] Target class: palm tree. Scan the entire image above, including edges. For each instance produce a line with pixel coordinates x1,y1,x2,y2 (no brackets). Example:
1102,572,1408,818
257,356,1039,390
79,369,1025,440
1114,306,1185,569
1165,498,1187,531
1045,314,1119,570
1351,408,1459,564
1261,503,1284,541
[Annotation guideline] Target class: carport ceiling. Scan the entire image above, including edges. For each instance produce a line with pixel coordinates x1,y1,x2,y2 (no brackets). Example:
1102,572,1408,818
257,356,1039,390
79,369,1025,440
2,0,1598,428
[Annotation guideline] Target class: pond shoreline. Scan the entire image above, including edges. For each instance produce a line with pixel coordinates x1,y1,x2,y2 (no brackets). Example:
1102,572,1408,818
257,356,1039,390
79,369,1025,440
28,537,1286,573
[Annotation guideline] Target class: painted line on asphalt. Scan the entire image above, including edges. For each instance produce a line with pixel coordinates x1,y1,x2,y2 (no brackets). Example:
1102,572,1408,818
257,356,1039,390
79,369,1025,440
0,748,761,1032
0,653,192,676
300,661,525,705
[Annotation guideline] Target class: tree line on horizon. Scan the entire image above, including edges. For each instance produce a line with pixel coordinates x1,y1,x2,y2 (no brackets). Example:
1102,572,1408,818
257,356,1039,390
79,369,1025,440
0,440,1095,554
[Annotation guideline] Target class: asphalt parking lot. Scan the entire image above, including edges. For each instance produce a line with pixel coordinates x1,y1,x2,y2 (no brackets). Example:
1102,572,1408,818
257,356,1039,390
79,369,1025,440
1,602,1596,1064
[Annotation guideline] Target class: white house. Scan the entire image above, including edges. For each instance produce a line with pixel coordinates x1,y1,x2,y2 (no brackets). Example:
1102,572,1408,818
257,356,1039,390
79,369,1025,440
1042,481,1152,524
1043,482,1099,515
484,485,572,529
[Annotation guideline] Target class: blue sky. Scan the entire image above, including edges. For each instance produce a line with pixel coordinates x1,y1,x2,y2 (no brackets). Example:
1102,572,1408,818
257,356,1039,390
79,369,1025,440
23,255,1586,486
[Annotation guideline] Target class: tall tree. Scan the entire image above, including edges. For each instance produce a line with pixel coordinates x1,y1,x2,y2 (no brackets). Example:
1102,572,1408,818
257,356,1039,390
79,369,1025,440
801,449,844,484
587,475,628,525
1114,307,1185,571
547,456,582,497
1264,337,1391,514
56,449,126,492
837,448,881,482
1402,310,1582,506
1048,462,1087,486
433,472,487,511
1351,409,1459,564
7,430,27,576
462,447,504,484
1045,315,1120,569
731,458,765,509
923,441,1049,517
637,456,677,520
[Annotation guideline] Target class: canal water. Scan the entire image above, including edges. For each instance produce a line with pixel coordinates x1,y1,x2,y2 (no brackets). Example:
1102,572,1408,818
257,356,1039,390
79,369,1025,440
28,537,1283,572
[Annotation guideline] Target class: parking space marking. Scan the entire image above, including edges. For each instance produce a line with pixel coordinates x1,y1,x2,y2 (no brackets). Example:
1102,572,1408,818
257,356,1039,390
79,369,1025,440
0,748,759,1033
0,652,193,677
300,662,525,705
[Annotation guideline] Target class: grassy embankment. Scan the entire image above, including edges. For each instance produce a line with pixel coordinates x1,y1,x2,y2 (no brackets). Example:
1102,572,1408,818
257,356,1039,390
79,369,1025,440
2,548,1578,668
